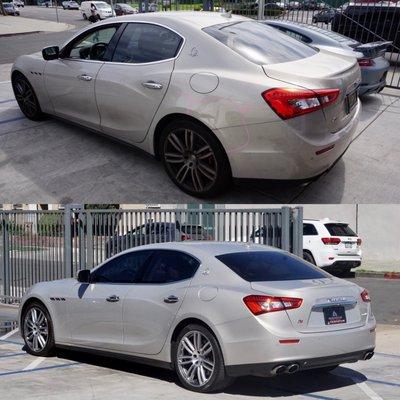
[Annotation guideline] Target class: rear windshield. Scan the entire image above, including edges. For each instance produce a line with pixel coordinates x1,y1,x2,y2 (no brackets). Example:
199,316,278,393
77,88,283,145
325,223,357,237
216,251,329,282
203,21,317,65
182,226,203,235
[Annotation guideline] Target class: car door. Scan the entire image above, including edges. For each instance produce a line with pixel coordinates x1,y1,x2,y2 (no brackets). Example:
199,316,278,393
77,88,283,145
95,22,184,143
123,249,200,355
67,249,153,351
44,24,122,129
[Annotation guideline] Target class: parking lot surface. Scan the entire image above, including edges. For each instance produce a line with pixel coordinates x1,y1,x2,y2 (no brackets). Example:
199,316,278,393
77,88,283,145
0,277,399,399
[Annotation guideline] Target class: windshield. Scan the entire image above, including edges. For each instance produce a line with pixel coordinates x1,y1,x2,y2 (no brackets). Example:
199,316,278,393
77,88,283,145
203,21,317,65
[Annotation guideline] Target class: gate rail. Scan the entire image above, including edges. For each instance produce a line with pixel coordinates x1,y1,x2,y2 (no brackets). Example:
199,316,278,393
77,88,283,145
0,205,303,302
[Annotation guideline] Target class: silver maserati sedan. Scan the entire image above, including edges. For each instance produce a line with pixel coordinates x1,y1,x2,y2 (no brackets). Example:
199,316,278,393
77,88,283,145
19,242,375,392
11,12,361,197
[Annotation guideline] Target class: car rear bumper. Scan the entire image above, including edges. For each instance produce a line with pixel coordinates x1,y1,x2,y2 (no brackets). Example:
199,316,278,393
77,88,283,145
323,260,362,269
226,348,375,377
217,100,360,180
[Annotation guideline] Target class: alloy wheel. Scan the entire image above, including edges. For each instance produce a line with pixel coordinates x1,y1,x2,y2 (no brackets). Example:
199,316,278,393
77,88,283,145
13,77,38,118
23,307,49,353
177,330,215,387
163,129,218,193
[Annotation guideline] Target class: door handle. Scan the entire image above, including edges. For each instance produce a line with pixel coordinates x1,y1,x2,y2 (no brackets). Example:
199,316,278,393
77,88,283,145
142,81,163,90
77,74,93,81
106,295,120,303
164,295,179,304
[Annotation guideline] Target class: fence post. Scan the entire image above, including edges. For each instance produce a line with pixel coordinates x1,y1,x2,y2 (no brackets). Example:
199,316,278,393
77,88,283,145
292,206,303,257
64,206,73,278
1,214,10,298
86,211,93,269
281,206,291,252
257,0,265,20
78,209,86,271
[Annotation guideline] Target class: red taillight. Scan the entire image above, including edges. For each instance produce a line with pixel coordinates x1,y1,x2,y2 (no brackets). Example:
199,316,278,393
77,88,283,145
357,238,362,246
243,295,303,315
361,289,371,302
358,58,374,67
321,237,341,245
262,88,340,120
181,233,190,241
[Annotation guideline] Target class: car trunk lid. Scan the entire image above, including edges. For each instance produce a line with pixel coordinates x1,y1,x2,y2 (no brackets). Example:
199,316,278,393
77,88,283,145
263,50,361,133
251,278,367,333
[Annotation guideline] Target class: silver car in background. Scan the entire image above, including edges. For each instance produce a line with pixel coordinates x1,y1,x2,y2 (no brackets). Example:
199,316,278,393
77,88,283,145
19,242,375,393
12,12,361,197
264,20,391,96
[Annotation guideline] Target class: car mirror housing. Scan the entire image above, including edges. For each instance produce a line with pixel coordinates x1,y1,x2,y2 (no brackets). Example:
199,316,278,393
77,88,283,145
77,269,91,283
42,46,60,61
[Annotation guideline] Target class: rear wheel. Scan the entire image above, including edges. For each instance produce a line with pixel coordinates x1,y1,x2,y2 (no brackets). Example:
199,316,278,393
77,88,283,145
22,301,55,357
303,251,316,265
160,119,232,197
173,324,233,393
12,73,43,121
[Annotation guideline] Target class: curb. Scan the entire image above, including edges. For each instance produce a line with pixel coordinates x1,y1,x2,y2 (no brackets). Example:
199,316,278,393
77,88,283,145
355,270,400,279
0,31,41,38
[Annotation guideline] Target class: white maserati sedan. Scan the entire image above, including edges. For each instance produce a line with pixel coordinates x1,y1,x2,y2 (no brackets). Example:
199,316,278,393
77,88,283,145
11,12,361,197
19,242,375,392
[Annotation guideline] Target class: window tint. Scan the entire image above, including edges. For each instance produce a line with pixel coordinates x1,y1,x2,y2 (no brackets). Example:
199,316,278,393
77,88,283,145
216,251,328,282
141,250,200,284
203,21,316,65
67,26,117,60
91,250,153,283
303,223,318,236
325,223,357,237
113,23,182,63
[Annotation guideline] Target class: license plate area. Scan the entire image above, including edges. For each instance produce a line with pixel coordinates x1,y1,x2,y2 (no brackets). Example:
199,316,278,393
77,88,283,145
345,242,353,248
323,306,346,325
345,89,358,114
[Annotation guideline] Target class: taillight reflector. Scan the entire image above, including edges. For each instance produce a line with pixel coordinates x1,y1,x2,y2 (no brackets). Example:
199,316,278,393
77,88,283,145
358,58,374,67
262,88,340,120
279,339,300,344
357,238,362,246
181,233,190,241
321,237,341,245
361,289,371,302
243,295,303,315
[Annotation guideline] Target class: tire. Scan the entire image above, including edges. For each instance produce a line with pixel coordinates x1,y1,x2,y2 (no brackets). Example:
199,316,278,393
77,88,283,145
12,73,43,121
172,324,234,393
160,119,232,197
303,251,316,265
21,301,55,357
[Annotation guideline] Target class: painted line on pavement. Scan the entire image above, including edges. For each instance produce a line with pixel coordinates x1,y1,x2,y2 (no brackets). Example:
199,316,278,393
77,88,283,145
375,352,400,360
0,352,27,359
0,116,26,125
0,361,79,378
354,380,383,400
0,81,11,84
0,328,19,341
0,339,24,346
368,378,400,388
23,356,46,371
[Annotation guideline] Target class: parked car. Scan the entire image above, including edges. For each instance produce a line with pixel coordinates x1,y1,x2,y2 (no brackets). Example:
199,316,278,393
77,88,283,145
300,0,324,10
104,221,186,257
19,241,375,393
312,8,337,23
62,0,80,9
181,224,212,240
114,3,136,15
332,3,400,53
12,12,361,198
302,219,362,273
80,1,114,20
13,0,25,7
3,2,20,15
264,20,390,95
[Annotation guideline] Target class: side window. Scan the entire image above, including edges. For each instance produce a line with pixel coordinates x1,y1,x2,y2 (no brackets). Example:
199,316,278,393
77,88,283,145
91,250,153,283
303,223,318,236
112,23,182,64
141,250,200,284
66,26,118,61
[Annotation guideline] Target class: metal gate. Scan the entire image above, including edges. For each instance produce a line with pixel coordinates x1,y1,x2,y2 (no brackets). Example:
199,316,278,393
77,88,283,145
0,205,303,302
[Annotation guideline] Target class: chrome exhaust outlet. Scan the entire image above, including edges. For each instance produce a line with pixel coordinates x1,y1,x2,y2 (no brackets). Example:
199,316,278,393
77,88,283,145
271,365,287,375
286,364,300,374
363,351,374,360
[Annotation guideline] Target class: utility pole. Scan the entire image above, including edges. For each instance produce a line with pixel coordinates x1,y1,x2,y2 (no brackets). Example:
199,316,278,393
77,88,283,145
55,0,59,22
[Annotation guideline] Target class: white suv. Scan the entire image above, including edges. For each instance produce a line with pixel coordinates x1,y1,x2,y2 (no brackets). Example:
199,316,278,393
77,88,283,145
303,218,362,272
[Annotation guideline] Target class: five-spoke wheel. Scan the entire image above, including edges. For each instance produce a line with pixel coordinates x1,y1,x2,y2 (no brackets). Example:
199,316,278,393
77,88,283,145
12,73,43,120
161,120,231,197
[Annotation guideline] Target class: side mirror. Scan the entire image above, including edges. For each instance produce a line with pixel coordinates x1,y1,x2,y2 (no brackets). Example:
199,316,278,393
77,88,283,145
42,46,59,61
77,269,91,283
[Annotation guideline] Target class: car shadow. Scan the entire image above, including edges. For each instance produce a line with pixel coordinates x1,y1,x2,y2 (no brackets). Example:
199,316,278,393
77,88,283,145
54,348,366,397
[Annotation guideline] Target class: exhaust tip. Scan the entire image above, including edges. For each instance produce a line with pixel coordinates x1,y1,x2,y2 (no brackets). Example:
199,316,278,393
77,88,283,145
271,365,287,375
364,351,374,360
286,364,300,374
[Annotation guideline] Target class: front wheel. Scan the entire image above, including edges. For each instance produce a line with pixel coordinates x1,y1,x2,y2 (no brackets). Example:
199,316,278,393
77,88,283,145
160,119,232,197
22,301,55,356
173,324,233,393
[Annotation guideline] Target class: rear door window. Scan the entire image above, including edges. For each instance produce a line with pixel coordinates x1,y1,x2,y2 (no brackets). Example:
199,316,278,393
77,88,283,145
303,223,318,236
203,21,317,65
324,223,357,237
216,251,329,282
